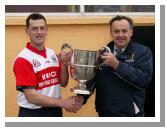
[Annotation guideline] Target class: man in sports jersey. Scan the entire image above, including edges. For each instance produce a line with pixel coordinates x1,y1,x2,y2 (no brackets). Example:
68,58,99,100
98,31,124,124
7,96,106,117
13,13,81,117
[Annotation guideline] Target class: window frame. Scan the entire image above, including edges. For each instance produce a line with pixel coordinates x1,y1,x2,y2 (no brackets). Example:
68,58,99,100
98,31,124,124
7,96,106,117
5,5,155,17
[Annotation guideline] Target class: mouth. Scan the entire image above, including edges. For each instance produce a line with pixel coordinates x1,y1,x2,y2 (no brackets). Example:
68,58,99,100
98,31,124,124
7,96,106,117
117,39,125,43
36,36,44,40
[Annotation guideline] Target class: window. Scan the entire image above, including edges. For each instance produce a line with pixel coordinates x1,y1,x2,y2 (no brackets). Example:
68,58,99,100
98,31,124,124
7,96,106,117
85,5,154,12
5,5,154,16
5,5,80,13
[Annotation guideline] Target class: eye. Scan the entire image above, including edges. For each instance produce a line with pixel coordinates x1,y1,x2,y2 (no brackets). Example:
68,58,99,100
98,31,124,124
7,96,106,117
114,30,120,34
30,26,47,32
40,26,47,30
31,27,38,31
122,29,128,33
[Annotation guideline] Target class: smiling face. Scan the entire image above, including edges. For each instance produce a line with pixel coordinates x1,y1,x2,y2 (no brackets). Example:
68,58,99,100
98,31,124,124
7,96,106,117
110,19,133,49
25,19,48,48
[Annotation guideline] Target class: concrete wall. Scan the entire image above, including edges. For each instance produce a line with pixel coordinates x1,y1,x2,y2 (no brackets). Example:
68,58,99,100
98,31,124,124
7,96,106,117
5,15,154,117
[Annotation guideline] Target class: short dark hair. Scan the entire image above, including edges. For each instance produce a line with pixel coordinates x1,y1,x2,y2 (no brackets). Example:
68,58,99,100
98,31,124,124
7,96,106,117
26,13,47,28
109,15,134,29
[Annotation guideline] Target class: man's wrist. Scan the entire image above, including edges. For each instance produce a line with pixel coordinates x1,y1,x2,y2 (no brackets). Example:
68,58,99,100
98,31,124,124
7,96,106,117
56,99,65,108
112,60,120,70
61,62,69,68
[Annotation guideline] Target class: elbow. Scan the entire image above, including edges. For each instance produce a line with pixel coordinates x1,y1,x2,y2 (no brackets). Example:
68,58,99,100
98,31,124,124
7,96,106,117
24,91,38,104
137,77,152,89
25,95,34,104
25,94,36,104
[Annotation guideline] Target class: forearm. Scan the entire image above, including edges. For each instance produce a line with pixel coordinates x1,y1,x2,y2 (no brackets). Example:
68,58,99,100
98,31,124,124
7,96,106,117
24,89,64,108
24,89,82,112
115,61,153,89
60,64,69,87
115,47,153,89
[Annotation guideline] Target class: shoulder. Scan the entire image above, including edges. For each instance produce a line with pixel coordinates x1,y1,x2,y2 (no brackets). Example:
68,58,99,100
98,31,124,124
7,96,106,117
14,48,28,63
14,48,36,66
132,42,152,60
14,57,32,69
14,48,33,67
133,42,151,53
16,48,34,60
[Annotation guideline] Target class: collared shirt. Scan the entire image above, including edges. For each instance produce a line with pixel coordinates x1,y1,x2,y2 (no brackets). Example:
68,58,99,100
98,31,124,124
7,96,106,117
113,45,126,56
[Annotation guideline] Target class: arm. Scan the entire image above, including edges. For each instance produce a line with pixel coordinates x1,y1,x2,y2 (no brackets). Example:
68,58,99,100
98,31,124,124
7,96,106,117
60,64,69,87
115,47,153,89
101,46,153,89
23,88,73,109
57,51,72,87
23,89,62,107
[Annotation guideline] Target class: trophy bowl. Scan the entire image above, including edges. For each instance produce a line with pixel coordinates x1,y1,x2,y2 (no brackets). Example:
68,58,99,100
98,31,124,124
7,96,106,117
70,49,97,94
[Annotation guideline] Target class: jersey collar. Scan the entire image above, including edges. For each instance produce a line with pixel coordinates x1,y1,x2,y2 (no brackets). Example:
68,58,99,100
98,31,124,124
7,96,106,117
26,42,47,58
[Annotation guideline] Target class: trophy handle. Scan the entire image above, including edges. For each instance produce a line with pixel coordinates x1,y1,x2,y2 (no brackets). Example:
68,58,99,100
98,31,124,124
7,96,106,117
60,43,73,65
98,46,111,69
98,46,111,55
61,43,73,53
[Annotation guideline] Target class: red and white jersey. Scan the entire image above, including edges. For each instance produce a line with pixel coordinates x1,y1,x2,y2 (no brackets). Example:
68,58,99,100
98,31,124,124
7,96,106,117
13,43,62,109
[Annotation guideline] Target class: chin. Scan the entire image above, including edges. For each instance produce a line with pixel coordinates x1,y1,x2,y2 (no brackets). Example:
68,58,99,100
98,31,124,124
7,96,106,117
36,40,45,44
116,43,125,48
34,42,44,45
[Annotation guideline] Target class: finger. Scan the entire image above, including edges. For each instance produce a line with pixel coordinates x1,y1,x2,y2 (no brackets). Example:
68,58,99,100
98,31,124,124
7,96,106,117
103,52,108,56
72,97,75,105
67,52,72,57
101,55,108,60
103,60,109,65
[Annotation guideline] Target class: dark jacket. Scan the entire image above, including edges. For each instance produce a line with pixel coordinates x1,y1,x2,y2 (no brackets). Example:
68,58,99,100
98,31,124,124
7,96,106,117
85,41,153,117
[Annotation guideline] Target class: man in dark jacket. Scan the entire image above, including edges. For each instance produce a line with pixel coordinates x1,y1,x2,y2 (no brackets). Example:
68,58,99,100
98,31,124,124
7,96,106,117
78,15,153,117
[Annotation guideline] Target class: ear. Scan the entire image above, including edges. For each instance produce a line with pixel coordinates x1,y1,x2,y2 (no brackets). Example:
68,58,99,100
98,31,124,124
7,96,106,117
25,27,29,35
130,29,133,37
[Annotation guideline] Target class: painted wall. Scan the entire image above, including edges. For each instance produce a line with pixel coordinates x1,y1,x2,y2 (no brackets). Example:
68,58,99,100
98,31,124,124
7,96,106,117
5,16,154,117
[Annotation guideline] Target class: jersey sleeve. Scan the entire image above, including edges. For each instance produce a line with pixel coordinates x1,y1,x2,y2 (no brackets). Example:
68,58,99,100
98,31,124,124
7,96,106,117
13,57,37,90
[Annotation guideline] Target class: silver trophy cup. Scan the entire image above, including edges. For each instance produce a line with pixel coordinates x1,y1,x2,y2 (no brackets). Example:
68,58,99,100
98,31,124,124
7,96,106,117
70,49,97,94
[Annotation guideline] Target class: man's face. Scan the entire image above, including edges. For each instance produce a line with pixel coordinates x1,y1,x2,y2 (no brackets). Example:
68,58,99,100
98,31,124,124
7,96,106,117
110,19,133,49
26,19,48,46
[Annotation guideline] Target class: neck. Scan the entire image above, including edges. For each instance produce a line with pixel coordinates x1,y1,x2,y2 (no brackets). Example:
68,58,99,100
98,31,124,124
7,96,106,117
30,42,44,51
115,45,126,50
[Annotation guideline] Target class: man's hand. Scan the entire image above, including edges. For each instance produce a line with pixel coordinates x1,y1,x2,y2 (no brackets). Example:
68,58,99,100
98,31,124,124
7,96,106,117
60,51,72,66
62,96,84,113
101,52,120,70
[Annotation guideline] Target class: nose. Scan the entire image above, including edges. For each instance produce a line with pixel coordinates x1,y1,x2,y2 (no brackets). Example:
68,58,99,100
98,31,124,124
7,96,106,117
118,31,124,37
37,28,43,33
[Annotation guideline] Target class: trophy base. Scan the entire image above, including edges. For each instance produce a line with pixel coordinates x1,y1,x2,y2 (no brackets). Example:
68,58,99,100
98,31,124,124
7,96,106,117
73,85,90,95
74,89,90,95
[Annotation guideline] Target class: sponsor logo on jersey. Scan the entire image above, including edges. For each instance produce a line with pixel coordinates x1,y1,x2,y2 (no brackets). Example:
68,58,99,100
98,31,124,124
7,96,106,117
42,71,57,80
51,55,57,63
38,78,59,87
38,71,58,88
32,59,41,67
